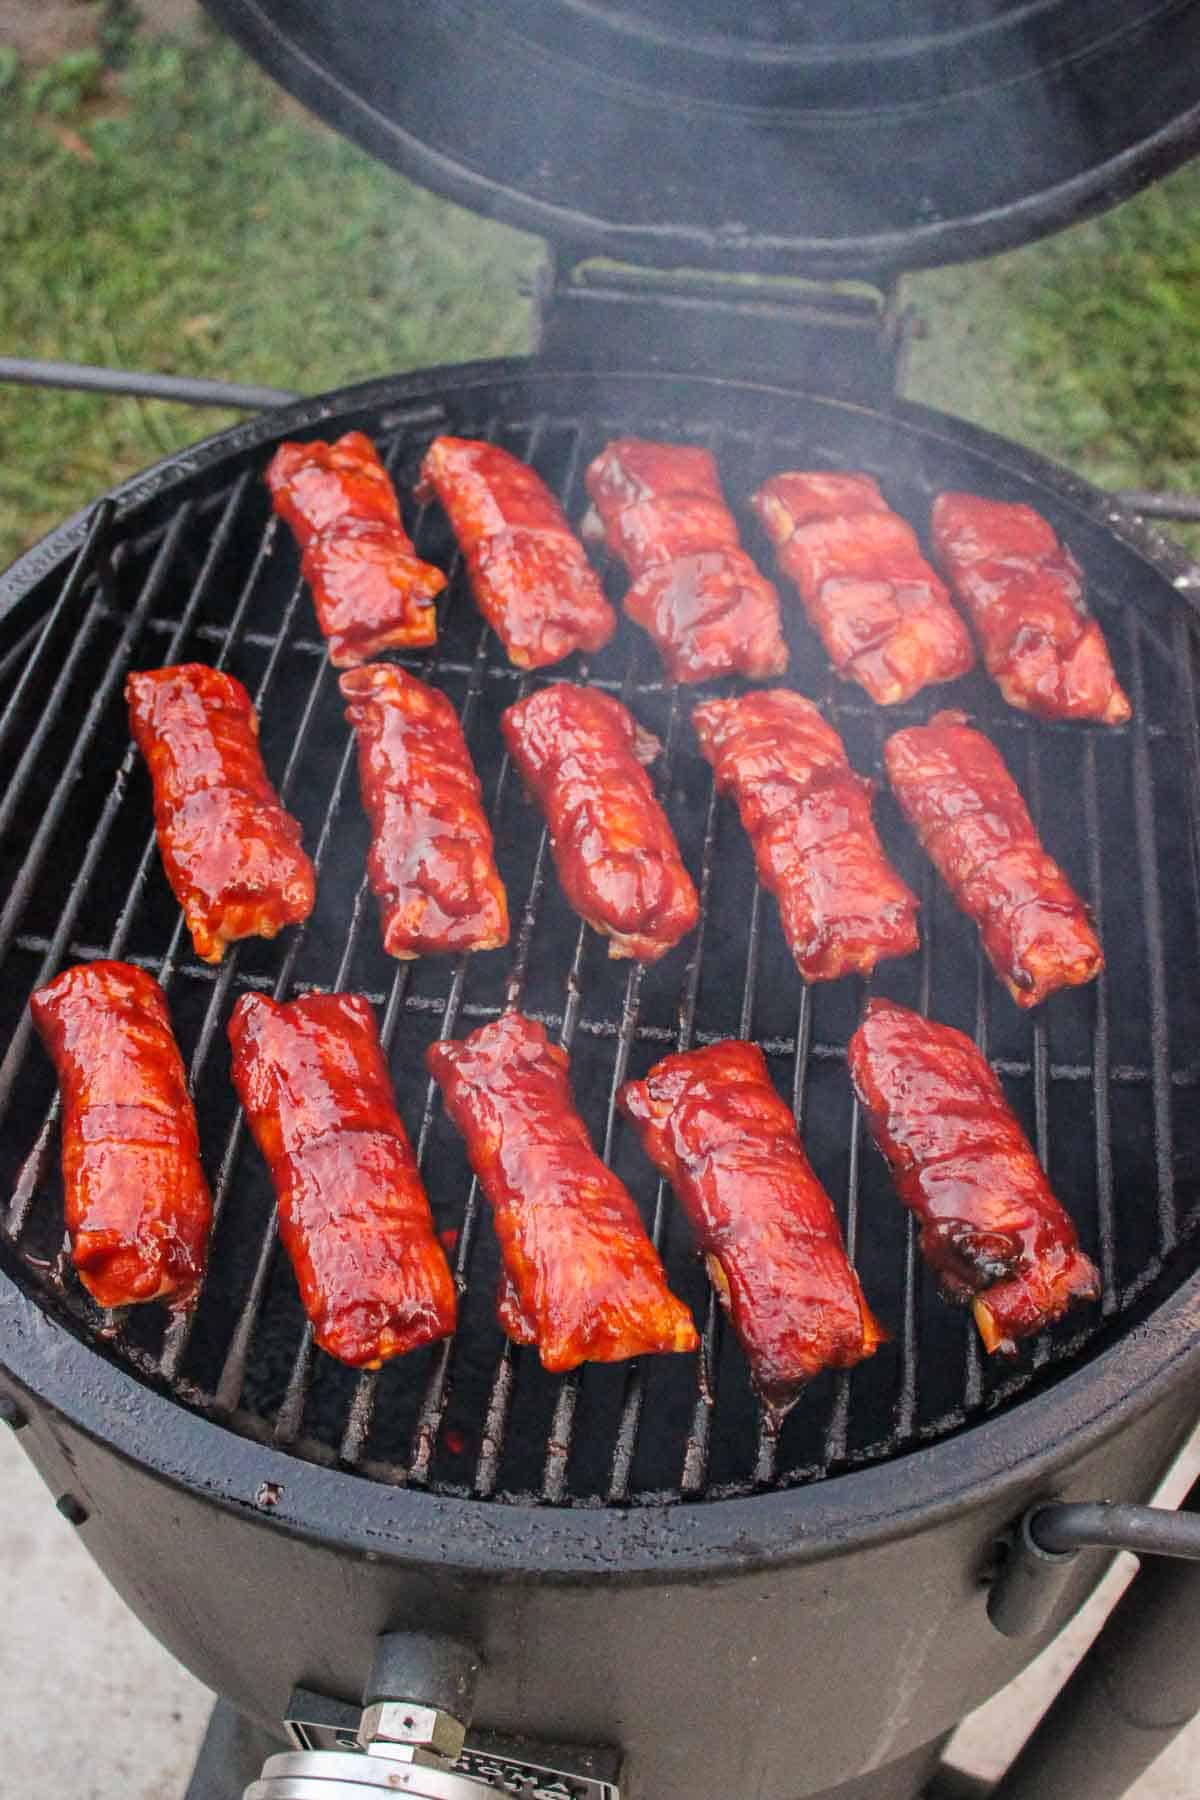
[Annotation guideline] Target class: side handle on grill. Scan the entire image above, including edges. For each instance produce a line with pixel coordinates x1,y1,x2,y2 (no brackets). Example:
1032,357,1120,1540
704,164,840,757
988,1496,1200,1637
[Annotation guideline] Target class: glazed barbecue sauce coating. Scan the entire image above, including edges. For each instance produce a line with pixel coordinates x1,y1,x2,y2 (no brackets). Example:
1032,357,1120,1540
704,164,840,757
126,664,315,965
266,431,444,665
30,961,212,1308
501,683,698,962
932,492,1131,724
340,664,509,959
848,998,1100,1352
415,436,615,668
228,991,456,1367
752,471,975,705
584,438,787,683
619,1040,884,1418
885,711,1102,1008
427,1012,698,1371
693,688,919,982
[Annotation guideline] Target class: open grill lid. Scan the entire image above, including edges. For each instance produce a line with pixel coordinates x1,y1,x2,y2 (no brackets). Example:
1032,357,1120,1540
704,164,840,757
201,0,1200,276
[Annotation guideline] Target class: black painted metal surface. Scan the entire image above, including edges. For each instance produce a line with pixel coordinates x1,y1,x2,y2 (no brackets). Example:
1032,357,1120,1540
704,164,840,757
201,0,1200,276
1,364,1199,1520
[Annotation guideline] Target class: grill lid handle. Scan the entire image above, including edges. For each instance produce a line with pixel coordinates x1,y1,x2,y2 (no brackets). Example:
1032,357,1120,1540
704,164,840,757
988,1497,1200,1638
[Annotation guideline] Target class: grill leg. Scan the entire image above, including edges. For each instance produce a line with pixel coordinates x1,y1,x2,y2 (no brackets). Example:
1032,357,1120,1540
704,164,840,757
182,1700,284,1800
932,1474,1200,1800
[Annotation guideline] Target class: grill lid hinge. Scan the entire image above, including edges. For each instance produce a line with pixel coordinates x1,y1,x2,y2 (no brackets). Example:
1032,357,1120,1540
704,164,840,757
532,254,909,405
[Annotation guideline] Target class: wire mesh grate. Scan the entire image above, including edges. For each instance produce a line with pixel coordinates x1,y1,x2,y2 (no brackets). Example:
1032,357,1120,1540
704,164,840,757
1,368,1199,1506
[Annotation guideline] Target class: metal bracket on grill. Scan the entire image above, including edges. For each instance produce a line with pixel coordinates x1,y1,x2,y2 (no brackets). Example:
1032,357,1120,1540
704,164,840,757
281,1686,622,1799
532,253,908,404
283,1686,364,1753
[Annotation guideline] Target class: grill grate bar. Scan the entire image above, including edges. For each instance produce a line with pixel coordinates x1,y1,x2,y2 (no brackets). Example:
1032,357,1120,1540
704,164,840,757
1022,738,1052,1164
961,956,992,1410
10,927,1193,1088
681,787,756,1497
4,481,278,1243
210,708,358,1412
791,984,815,1131
1081,736,1118,1310
462,817,547,1497
1173,608,1200,949
540,654,680,1504
473,1338,518,1500
275,450,464,1461
0,502,194,979
742,883,783,1484
0,478,255,1128
394,417,662,1499
895,862,938,1441
675,708,760,1491
399,429,566,1492
607,773,722,1503
1023,735,1054,1364
783,984,820,1484
820,1100,865,1473
271,826,386,1442
0,501,114,770
1126,616,1176,1255
210,436,470,1454
342,416,562,1486
166,431,415,1413
817,695,889,1475
0,613,49,694
537,915,594,1505
158,535,356,1385
1,577,195,1235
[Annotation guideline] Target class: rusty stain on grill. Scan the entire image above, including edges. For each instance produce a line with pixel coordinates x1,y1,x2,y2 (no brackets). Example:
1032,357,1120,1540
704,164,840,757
1,382,1199,1509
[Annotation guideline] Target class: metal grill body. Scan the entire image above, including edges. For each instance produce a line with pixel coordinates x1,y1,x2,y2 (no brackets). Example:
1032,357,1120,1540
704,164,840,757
1,363,1199,1800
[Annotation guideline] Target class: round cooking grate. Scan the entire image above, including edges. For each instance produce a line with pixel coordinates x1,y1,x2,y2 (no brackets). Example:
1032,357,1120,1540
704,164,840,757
1,365,1198,1506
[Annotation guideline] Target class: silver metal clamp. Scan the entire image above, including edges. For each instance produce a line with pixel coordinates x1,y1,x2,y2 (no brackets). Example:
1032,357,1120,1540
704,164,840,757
246,1746,497,1798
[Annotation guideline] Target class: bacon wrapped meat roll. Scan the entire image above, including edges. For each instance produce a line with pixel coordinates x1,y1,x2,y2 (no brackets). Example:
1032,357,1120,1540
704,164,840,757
849,998,1100,1352
127,664,315,964
229,991,456,1367
693,689,919,982
30,961,212,1308
931,493,1130,724
266,431,444,665
885,710,1102,1008
620,1040,883,1417
415,436,615,668
751,472,974,705
427,1012,698,1371
584,438,787,684
340,664,508,959
501,683,698,962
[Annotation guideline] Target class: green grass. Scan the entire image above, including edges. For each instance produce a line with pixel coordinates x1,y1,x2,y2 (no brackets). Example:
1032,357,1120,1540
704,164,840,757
2,28,1200,571
0,33,537,567
905,162,1200,502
